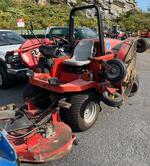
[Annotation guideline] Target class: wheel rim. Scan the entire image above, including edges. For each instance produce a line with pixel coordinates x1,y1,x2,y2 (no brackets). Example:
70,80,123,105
107,92,119,100
0,74,3,86
84,102,97,124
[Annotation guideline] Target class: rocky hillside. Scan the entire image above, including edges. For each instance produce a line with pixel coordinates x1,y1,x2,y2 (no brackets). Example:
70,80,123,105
1,0,144,31
34,0,138,19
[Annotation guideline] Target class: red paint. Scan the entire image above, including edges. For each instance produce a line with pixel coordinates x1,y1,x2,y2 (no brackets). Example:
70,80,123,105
8,112,74,163
5,37,138,163
116,40,133,61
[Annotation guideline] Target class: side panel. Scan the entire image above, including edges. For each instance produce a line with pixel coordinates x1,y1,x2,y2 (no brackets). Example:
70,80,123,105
121,40,137,97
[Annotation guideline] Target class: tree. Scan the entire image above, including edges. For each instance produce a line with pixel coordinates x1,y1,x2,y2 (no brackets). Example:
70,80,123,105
113,10,150,32
0,0,10,11
147,3,150,12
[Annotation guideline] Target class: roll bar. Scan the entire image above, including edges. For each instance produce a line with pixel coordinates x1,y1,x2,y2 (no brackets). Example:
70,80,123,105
69,4,106,56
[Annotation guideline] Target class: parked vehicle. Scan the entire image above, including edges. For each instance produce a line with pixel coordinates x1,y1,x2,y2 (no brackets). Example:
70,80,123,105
21,27,98,40
141,31,150,38
0,30,27,88
45,26,98,40
3,4,147,164
105,25,128,40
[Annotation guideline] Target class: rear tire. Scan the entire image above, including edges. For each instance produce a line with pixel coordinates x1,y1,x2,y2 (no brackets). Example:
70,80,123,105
129,76,139,97
61,92,100,132
0,66,10,89
137,38,148,53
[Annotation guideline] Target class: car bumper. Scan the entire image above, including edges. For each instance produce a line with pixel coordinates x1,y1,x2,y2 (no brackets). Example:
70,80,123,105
7,68,28,78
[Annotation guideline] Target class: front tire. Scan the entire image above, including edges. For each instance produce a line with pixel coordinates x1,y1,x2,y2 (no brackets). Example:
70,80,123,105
62,92,100,132
0,66,10,89
102,91,123,107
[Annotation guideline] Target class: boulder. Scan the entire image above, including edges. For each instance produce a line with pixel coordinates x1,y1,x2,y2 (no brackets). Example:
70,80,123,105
34,0,138,19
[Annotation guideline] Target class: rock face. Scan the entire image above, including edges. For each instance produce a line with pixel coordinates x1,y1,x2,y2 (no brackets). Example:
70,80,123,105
34,0,138,18
82,0,138,19
37,0,77,5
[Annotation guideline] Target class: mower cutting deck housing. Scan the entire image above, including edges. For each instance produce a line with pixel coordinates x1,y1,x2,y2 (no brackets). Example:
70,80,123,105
0,104,75,163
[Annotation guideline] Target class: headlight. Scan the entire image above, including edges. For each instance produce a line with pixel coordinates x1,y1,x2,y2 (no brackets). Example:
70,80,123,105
5,52,26,69
5,51,14,63
5,52,20,64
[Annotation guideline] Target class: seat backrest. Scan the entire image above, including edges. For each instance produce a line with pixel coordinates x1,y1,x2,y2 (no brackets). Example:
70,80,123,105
72,39,94,61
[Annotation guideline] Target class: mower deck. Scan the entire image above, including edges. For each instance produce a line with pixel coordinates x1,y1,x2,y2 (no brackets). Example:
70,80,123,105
14,122,74,163
0,103,75,163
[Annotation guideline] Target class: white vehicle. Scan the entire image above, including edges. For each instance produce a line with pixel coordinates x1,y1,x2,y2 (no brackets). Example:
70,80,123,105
0,30,27,88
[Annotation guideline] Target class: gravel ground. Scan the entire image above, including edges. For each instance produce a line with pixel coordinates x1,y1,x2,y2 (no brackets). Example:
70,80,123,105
0,49,150,166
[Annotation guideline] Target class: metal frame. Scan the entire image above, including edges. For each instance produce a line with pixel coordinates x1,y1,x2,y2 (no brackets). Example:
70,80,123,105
69,4,105,56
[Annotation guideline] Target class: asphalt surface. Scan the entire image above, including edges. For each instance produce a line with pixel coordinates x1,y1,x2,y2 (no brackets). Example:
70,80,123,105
0,49,150,166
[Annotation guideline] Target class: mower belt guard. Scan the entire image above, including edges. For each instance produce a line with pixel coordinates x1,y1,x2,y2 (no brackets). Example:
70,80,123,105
14,122,74,163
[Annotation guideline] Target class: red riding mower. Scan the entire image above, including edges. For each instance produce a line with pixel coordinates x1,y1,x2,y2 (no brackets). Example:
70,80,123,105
2,5,147,163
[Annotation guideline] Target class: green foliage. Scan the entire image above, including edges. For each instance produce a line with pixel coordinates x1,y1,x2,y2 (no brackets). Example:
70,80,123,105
114,10,150,32
0,0,10,11
0,0,69,29
1,0,150,33
0,0,97,30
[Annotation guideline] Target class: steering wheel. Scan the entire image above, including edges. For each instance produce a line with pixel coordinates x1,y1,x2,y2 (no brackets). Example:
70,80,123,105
52,35,70,46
